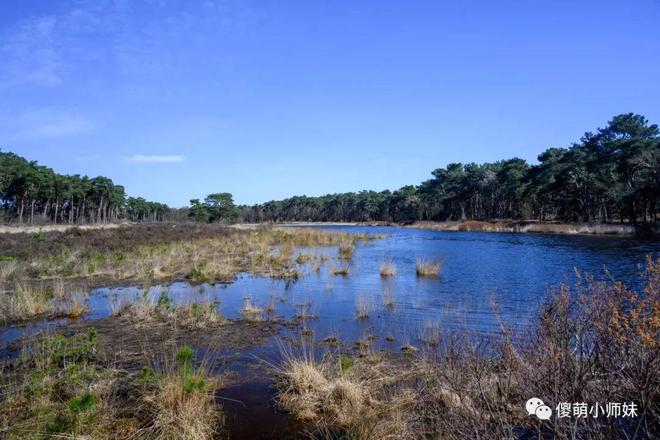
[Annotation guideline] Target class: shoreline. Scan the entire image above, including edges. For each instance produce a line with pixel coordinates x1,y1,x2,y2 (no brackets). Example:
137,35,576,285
277,220,658,237
0,219,657,237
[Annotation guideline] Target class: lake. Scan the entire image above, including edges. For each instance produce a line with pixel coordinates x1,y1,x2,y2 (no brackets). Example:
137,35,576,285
3,225,656,350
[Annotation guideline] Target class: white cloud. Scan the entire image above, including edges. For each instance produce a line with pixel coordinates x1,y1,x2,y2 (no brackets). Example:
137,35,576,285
124,154,185,163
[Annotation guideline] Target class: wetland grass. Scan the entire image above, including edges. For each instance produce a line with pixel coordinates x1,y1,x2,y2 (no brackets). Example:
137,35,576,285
379,260,397,277
415,258,443,277
144,346,221,440
0,224,382,288
330,265,350,276
0,284,56,322
382,287,396,309
241,297,264,321
355,295,372,320
274,257,660,440
338,244,354,260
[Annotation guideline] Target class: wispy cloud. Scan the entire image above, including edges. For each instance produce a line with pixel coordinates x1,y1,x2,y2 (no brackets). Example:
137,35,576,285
0,109,96,140
0,2,257,91
124,154,186,164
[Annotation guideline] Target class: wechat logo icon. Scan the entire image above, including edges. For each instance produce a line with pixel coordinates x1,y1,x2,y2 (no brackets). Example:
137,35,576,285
526,398,552,420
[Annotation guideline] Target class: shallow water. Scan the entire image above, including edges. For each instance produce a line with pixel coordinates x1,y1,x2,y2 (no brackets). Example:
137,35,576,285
2,226,658,349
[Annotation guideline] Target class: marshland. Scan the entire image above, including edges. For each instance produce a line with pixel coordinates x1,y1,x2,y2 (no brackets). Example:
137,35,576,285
2,0,660,437
1,223,658,439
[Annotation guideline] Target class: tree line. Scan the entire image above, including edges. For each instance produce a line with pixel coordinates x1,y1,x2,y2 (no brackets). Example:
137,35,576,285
0,151,172,224
238,113,659,224
2,113,658,225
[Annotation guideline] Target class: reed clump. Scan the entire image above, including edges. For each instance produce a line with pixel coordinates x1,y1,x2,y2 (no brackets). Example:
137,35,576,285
241,297,264,321
140,346,222,440
0,284,56,322
379,260,397,277
330,265,350,276
415,258,443,277
338,244,354,260
382,287,396,309
275,349,414,439
355,295,372,320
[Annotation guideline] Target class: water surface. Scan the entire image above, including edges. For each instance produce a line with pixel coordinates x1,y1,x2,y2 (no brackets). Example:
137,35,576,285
2,226,658,349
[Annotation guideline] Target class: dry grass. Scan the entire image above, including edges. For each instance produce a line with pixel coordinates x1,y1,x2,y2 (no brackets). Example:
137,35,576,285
415,259,442,277
275,347,414,439
241,296,264,321
338,244,355,261
0,224,383,288
109,291,223,329
418,319,441,347
143,348,221,440
330,265,350,276
0,258,20,283
176,301,223,329
274,257,660,439
379,260,397,277
382,287,396,309
355,295,372,320
411,220,639,236
0,284,55,322
66,292,88,318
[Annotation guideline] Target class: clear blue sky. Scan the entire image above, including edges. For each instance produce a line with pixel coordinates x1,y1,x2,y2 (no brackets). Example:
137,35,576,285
1,0,659,207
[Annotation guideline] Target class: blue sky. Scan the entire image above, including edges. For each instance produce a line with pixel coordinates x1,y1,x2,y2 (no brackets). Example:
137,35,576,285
1,0,659,207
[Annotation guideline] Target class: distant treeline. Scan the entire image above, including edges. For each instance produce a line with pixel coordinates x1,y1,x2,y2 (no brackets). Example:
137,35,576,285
2,113,658,226
0,151,186,224
239,113,659,224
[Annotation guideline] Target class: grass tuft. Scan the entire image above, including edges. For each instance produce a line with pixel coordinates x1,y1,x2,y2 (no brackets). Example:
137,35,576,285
415,258,443,277
379,260,397,277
